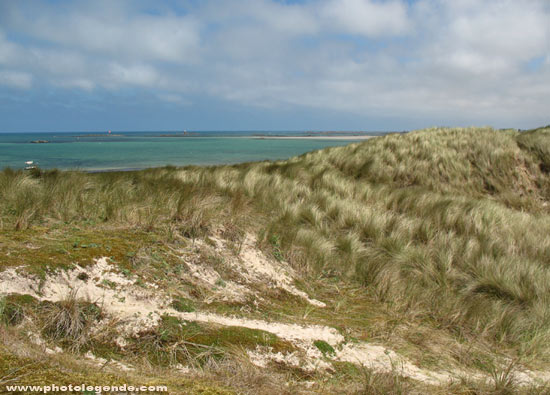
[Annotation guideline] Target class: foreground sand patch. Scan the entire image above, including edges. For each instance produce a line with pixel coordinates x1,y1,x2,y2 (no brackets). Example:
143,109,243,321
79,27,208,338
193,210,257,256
1,257,548,387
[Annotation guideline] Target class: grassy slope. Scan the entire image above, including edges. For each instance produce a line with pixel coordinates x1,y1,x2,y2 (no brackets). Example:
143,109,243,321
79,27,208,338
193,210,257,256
267,127,550,348
1,126,550,393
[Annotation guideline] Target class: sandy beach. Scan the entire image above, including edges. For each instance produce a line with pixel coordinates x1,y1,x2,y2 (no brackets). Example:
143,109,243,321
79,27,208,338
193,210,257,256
253,135,377,140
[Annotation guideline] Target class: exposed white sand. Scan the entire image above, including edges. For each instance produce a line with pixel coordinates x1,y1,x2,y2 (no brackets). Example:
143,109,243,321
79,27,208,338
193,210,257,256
2,252,549,387
0,258,167,335
191,233,325,307
226,234,325,307
175,310,343,345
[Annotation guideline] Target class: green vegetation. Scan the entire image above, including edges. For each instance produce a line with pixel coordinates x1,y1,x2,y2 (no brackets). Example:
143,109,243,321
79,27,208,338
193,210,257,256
313,340,335,356
171,296,196,312
128,315,294,367
517,126,550,174
0,294,38,326
0,345,234,395
1,125,550,393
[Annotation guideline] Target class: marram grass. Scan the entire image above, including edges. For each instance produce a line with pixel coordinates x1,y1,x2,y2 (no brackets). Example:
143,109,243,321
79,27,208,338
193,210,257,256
1,126,550,359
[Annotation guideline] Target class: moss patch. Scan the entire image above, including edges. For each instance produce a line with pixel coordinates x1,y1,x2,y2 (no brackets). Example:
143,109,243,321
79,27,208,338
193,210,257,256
171,296,196,312
0,293,39,326
130,315,295,367
0,346,234,394
0,346,123,390
314,340,335,356
0,228,163,275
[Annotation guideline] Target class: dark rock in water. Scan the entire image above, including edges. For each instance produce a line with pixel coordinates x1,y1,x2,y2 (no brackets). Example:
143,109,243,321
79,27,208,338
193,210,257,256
30,140,50,144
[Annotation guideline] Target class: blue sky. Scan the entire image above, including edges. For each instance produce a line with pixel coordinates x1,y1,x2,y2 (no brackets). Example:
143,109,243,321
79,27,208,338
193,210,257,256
0,0,549,132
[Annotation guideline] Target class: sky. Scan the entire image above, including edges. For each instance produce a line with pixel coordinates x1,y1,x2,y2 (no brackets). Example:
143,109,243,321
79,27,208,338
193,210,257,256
0,0,549,132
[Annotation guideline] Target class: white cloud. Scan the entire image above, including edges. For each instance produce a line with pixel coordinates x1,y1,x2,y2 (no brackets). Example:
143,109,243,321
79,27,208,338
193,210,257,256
450,8,547,59
8,2,201,63
0,31,21,65
0,0,549,128
28,48,88,76
415,0,550,75
108,63,159,87
322,0,410,37
0,70,32,89
196,0,318,36
57,78,95,91
445,51,512,75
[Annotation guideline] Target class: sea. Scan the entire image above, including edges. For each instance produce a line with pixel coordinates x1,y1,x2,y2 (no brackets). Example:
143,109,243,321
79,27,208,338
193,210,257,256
0,131,389,171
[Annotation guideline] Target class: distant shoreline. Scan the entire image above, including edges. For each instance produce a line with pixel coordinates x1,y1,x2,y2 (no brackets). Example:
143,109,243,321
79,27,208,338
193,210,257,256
1,133,376,170
252,135,377,140
72,134,125,137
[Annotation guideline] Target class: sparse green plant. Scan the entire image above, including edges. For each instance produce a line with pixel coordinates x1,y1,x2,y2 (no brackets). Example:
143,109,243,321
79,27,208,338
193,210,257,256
76,272,89,281
360,365,410,395
0,294,37,326
314,340,335,356
171,296,196,313
489,359,518,394
269,234,284,261
100,279,116,289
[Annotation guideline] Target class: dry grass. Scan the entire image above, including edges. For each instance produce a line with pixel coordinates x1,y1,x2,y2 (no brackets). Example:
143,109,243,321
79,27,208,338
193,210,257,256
40,292,103,352
1,126,550,392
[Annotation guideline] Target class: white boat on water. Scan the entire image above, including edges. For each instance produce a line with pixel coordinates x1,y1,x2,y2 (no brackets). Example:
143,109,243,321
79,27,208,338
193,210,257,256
24,161,37,170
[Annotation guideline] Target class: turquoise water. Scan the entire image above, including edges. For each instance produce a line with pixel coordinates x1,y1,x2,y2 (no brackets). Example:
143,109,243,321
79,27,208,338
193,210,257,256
0,131,383,171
